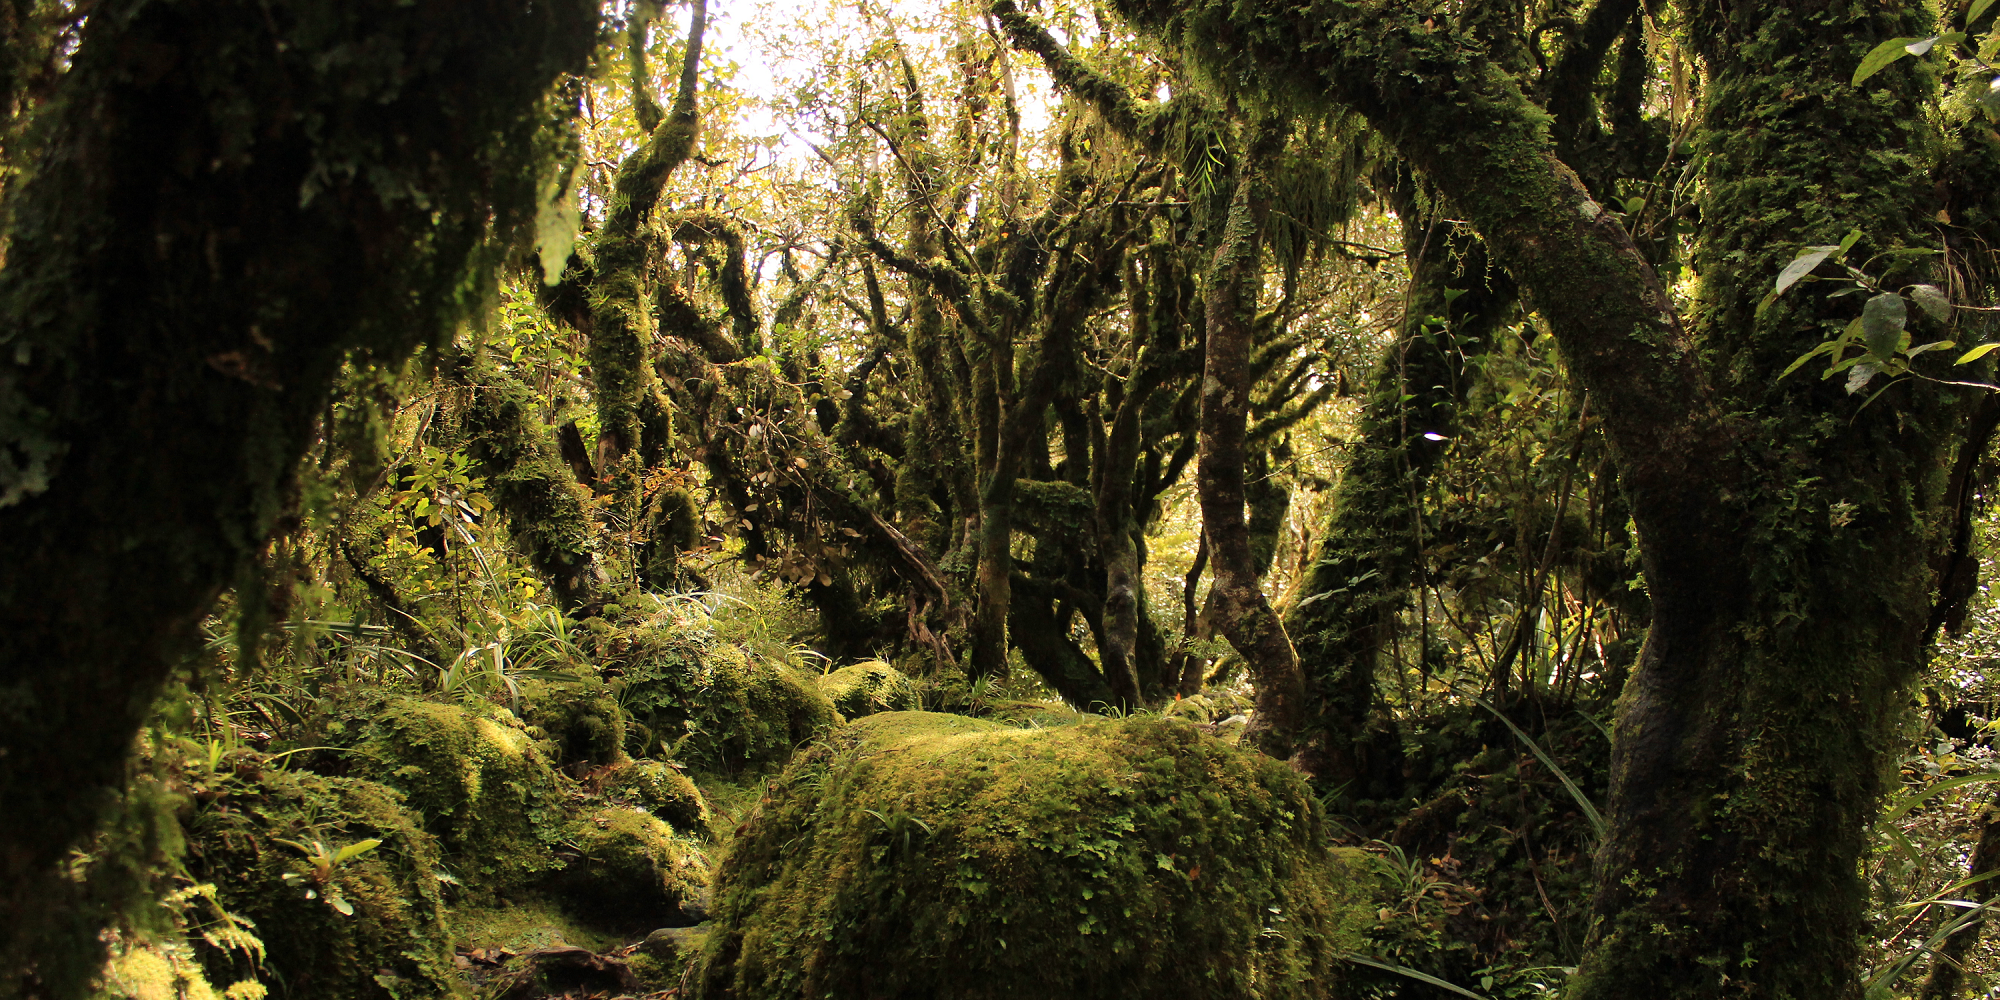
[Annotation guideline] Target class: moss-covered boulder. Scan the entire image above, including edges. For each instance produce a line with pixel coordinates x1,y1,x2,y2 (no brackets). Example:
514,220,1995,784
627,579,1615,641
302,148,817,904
601,759,711,833
357,698,567,889
698,712,1367,1000
544,807,710,927
181,753,461,999
517,671,628,769
814,661,918,719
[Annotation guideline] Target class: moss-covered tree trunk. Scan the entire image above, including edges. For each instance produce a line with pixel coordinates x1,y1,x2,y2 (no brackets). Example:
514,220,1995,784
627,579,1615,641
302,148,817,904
1104,0,1975,991
0,0,594,987
1571,5,1957,992
1287,201,1514,799
1198,129,1305,758
454,358,606,611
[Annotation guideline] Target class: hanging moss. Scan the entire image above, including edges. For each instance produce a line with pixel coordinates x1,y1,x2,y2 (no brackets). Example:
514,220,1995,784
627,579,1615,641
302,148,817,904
814,661,919,719
600,759,711,835
355,698,567,891
180,753,462,1000
697,712,1369,1000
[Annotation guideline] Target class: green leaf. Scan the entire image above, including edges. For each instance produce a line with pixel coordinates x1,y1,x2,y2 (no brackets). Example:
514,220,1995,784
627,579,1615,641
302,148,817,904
1906,284,1951,321
1862,292,1908,358
1847,361,1881,395
1779,341,1837,380
1906,340,1957,358
329,895,354,916
334,838,382,864
1880,771,2000,825
1854,37,1920,85
1974,0,1997,24
1339,955,1491,1000
1905,35,1943,57
1622,196,1645,214
1839,228,1864,254
1957,343,2000,365
1775,246,1839,296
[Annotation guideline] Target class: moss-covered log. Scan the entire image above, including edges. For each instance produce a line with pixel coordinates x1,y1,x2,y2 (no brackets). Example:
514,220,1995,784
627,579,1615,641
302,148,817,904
698,712,1368,1000
0,0,595,983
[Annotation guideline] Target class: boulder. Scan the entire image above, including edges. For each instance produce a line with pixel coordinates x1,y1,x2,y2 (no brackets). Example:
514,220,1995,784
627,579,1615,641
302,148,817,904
697,712,1369,1000
814,660,919,719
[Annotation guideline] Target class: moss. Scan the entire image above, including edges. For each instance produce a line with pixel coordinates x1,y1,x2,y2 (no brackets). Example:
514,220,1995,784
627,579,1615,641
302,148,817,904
601,759,711,834
180,754,462,999
698,712,1368,1000
357,698,567,891
624,642,839,774
979,697,1088,729
599,606,838,773
814,661,919,719
544,807,710,928
447,896,618,956
517,673,628,770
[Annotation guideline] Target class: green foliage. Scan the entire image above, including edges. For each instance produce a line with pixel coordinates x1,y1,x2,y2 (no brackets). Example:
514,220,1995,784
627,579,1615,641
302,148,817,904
179,750,463,999
698,712,1370,1000
593,596,839,773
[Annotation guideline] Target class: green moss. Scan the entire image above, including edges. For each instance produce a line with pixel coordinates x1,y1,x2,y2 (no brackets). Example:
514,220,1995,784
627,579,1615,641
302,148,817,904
600,607,838,773
601,760,711,834
517,673,628,770
545,807,710,928
698,712,1367,1000
447,896,618,955
357,698,567,890
980,697,1088,729
181,754,462,999
814,661,919,719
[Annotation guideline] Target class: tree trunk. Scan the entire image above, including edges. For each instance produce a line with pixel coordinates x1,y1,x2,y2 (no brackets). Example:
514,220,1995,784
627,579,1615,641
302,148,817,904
1198,126,1306,758
1287,197,1514,799
0,0,593,988
1103,0,1970,990
1919,792,2000,1000
455,360,607,611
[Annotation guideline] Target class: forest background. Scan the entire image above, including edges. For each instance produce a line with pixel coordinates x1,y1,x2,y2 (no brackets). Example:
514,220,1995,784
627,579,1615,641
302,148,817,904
8,0,2000,998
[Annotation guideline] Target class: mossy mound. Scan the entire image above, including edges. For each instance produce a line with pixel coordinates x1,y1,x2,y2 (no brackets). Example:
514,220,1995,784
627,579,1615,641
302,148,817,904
357,698,567,890
698,712,1367,1000
814,661,919,719
601,759,710,833
544,807,710,928
517,672,628,770
181,753,461,999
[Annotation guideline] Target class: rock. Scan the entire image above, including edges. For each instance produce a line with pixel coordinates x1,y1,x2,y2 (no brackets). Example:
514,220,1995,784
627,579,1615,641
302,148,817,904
356,696,567,889
698,712,1372,1000
601,758,711,833
544,806,710,926
639,924,710,963
814,660,919,718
